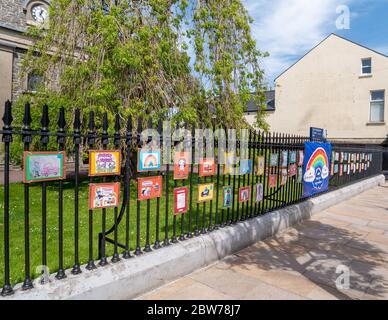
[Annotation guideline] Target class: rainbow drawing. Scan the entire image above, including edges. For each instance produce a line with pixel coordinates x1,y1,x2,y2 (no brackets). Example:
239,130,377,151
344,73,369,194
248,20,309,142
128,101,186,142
306,148,329,173
144,154,157,168
138,149,161,172
303,143,332,197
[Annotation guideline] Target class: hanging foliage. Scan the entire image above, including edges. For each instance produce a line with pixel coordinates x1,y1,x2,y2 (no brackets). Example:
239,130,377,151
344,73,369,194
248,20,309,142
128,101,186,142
15,0,268,131
187,0,269,129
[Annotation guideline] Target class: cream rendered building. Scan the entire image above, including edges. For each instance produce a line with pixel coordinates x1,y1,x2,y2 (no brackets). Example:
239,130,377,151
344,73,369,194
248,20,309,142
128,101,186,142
246,34,388,144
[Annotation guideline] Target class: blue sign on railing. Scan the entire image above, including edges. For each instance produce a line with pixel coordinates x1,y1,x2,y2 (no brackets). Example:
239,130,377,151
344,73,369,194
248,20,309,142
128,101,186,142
310,127,326,140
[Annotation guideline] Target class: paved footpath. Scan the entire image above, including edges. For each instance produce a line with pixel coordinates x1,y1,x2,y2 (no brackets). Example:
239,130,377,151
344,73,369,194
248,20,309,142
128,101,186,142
138,183,388,300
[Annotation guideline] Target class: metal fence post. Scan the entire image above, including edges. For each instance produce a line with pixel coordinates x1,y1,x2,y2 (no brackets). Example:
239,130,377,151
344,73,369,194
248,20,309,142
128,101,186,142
40,104,49,280
86,111,97,270
22,103,33,290
72,108,82,274
1,100,14,296
55,107,67,280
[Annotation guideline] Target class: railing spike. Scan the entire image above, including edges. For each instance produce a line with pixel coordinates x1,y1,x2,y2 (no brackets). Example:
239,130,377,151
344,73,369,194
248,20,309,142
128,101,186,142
157,119,163,134
115,114,121,132
57,107,66,131
41,104,49,130
57,107,66,144
126,115,132,132
114,114,121,146
88,111,95,131
102,112,108,133
22,103,32,129
22,103,32,144
73,109,81,132
101,112,109,145
2,100,13,129
137,117,143,133
73,109,81,145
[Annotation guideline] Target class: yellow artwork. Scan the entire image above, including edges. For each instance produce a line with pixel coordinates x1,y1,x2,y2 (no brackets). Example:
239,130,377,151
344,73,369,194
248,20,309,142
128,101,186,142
198,183,214,203
89,150,121,176
223,152,236,175
256,156,265,176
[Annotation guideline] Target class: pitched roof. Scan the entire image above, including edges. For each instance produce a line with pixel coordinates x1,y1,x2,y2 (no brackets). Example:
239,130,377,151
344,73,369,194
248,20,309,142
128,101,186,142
274,33,388,81
246,90,275,113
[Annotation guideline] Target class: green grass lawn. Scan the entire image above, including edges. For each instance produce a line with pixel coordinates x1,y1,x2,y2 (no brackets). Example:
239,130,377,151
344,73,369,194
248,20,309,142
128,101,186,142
0,173,303,288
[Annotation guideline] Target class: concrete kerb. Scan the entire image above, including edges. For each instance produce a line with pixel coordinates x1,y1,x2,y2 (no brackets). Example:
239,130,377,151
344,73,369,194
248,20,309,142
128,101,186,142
4,174,385,300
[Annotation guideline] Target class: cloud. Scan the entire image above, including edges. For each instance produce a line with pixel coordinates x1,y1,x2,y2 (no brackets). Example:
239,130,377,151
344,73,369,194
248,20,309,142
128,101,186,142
243,0,355,84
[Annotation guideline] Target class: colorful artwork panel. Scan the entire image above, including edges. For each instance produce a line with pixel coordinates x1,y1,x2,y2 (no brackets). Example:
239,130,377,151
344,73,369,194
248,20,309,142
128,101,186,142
238,187,250,203
198,183,214,203
24,151,66,183
199,158,216,177
222,186,233,209
138,176,163,200
89,183,120,209
174,152,190,180
138,149,161,172
174,187,188,215
89,150,121,176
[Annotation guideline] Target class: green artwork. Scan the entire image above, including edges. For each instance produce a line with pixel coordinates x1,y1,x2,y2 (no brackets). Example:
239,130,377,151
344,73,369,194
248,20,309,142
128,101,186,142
24,152,66,183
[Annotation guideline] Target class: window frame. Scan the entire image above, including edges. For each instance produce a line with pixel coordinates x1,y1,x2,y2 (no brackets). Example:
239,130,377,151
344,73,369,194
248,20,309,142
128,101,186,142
369,89,385,123
26,71,44,93
361,58,372,75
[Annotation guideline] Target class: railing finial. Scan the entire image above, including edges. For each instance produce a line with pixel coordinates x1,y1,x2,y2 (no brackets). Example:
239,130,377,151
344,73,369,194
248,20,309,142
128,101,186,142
73,108,81,145
73,109,81,132
114,114,121,146
57,107,66,144
2,100,13,129
88,110,95,132
22,102,32,130
102,112,109,145
102,112,108,133
41,104,49,130
57,106,66,131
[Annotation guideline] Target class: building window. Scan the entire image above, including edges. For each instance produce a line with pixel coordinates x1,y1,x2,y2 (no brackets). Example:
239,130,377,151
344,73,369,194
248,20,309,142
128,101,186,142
27,71,43,92
361,58,372,75
370,90,385,123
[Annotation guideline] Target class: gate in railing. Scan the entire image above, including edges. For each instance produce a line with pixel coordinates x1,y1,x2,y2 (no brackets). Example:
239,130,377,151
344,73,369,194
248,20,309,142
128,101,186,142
0,101,383,296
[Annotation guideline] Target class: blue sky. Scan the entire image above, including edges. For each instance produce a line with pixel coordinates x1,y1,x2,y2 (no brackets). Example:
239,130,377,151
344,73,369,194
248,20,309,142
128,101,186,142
243,0,388,87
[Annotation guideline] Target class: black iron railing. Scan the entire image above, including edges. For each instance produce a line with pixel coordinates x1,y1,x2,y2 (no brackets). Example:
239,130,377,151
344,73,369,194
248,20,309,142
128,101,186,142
0,101,384,296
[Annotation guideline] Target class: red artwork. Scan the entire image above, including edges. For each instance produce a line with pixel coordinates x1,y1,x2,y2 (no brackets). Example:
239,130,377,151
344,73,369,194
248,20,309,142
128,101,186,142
199,158,216,177
174,152,190,180
138,176,163,200
89,183,120,210
268,174,277,188
174,187,188,215
238,187,250,203
288,164,297,177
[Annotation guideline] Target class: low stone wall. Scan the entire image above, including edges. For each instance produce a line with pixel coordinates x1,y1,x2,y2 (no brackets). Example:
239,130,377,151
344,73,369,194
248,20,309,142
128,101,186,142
5,174,385,300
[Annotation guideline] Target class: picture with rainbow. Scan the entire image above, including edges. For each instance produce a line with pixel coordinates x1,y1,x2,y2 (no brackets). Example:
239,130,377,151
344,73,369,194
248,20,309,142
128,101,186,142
303,142,332,197
138,149,162,172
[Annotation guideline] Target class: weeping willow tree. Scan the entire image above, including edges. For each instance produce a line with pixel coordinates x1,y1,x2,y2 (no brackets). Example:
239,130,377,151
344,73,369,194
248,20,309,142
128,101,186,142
188,0,269,129
15,0,268,132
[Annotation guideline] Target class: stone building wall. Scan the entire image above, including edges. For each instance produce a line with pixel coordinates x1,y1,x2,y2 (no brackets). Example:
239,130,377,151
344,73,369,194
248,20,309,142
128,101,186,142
0,0,27,31
11,48,27,102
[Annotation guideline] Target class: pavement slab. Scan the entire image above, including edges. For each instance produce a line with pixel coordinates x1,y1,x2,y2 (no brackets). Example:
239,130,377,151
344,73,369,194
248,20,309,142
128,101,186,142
137,183,388,300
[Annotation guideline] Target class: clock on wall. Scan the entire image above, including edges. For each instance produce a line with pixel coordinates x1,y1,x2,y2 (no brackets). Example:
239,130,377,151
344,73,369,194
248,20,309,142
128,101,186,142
23,1,50,25
31,4,48,23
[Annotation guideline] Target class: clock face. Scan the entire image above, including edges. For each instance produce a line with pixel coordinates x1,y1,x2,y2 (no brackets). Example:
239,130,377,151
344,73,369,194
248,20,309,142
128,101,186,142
31,5,48,23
